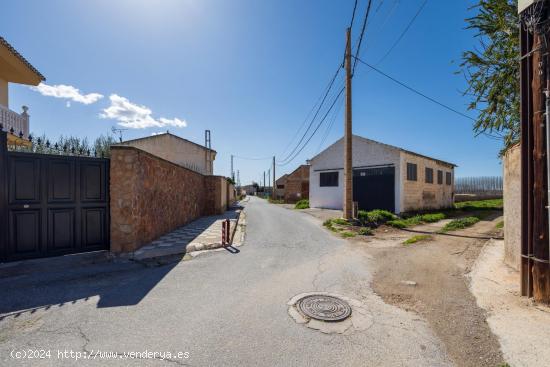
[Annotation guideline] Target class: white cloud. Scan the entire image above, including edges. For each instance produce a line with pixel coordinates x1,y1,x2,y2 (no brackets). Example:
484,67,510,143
31,82,103,105
100,94,187,129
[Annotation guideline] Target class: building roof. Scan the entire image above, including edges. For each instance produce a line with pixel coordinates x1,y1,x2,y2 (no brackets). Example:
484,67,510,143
0,36,45,84
311,135,457,168
287,164,310,178
116,132,217,154
276,174,288,183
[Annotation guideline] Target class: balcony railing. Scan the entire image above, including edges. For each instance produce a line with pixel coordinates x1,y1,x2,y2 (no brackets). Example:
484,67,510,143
0,105,29,138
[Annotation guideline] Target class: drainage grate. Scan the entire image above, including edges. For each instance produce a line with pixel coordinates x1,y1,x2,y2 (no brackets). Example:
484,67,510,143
297,294,352,322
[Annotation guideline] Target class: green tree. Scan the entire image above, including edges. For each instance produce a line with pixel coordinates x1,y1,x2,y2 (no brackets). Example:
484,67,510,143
460,0,519,151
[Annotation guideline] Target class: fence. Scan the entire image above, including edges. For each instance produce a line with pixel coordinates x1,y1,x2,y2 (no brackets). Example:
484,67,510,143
454,176,503,201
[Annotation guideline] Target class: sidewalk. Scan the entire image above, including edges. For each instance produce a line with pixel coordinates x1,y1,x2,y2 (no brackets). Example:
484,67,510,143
469,239,550,367
130,205,244,260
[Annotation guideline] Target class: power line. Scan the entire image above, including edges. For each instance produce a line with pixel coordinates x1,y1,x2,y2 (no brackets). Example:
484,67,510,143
316,89,345,154
350,0,359,29
233,154,273,161
279,68,341,157
352,0,373,75
376,0,428,65
278,66,342,164
353,56,475,121
278,86,345,166
354,57,502,140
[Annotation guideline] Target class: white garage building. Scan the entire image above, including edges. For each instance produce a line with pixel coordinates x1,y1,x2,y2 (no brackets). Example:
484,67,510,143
309,135,456,213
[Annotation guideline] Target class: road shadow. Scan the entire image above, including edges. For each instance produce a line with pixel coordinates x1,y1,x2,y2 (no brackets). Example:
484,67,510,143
0,205,244,319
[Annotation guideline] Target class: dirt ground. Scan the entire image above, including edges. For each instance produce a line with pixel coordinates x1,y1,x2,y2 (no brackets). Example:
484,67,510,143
358,212,506,367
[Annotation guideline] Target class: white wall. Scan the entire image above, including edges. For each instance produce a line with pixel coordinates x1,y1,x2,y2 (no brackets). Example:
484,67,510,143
309,136,401,212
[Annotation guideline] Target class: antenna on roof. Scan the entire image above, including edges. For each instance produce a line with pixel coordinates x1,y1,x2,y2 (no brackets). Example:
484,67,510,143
111,126,128,143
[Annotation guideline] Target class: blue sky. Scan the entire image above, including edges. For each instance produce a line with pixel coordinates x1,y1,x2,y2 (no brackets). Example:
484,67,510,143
2,0,502,185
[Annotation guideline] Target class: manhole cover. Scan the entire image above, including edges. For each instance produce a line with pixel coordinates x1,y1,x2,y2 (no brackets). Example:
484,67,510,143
297,294,352,322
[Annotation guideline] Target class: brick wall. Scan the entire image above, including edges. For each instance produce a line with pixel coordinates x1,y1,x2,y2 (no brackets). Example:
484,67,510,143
400,152,454,212
284,165,310,203
110,146,229,253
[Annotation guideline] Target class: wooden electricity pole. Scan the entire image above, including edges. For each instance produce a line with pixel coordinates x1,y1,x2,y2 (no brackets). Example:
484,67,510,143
272,156,276,200
343,27,353,220
520,6,550,304
531,32,550,303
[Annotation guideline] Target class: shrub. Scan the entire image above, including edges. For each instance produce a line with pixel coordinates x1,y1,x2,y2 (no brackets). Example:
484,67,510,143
403,234,431,245
268,198,284,204
440,217,480,232
295,199,310,209
358,209,397,224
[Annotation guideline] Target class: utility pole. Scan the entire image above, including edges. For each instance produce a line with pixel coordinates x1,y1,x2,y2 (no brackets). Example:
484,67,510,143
343,27,353,220
519,1,550,304
263,171,266,192
231,155,234,181
272,156,276,200
205,130,212,175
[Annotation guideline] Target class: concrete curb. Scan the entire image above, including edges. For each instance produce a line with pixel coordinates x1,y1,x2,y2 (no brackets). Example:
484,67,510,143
127,208,247,261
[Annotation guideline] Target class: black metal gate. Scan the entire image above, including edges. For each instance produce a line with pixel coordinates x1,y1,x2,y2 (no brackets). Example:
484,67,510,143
353,166,395,212
0,132,110,262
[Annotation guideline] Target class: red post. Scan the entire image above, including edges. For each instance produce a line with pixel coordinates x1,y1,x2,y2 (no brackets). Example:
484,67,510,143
222,219,231,246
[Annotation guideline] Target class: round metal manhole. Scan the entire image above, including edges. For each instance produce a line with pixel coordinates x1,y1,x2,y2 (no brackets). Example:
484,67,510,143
297,294,352,322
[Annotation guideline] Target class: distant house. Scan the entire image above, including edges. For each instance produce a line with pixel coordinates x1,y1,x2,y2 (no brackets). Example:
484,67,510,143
241,184,257,196
309,135,456,213
283,165,310,203
117,132,216,175
0,36,45,142
275,174,288,199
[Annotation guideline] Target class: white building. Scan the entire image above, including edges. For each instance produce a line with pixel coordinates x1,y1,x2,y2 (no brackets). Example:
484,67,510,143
309,135,456,213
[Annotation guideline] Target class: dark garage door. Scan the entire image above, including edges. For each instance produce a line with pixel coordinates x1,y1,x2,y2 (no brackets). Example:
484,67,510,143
353,166,395,212
1,148,110,262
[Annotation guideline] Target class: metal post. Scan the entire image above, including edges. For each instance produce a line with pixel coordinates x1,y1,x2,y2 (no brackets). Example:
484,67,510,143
343,27,353,220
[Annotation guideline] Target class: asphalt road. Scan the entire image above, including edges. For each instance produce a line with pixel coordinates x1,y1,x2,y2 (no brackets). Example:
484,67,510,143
0,196,452,366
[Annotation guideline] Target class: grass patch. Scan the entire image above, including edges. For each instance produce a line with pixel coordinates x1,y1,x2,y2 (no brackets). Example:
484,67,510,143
358,209,397,224
268,198,284,204
454,198,503,211
420,213,445,222
294,199,310,209
358,227,372,236
403,234,432,245
323,219,341,232
340,231,356,238
332,218,349,226
387,212,446,229
440,216,480,232
496,220,504,229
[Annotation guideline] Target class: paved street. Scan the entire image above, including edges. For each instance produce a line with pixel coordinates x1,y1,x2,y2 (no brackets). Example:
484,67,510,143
0,197,451,366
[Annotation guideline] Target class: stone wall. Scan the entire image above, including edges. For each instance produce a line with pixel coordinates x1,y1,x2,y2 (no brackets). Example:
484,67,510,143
503,144,521,270
400,152,454,212
110,146,229,253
